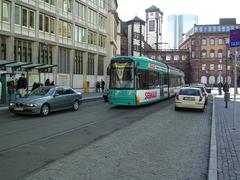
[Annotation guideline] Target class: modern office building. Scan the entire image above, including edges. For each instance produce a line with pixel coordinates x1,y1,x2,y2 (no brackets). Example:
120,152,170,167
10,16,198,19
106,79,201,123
179,18,240,85
145,5,163,50
0,0,120,92
167,14,198,49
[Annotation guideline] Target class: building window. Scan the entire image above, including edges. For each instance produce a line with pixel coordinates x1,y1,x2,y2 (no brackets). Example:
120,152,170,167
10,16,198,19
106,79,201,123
14,39,32,63
210,50,215,58
44,16,49,32
166,55,171,61
202,64,206,70
0,36,6,63
59,20,72,38
75,25,86,43
62,0,72,12
15,6,21,25
88,9,97,25
218,38,223,45
218,64,222,70
210,64,214,70
76,2,87,20
88,30,97,45
98,56,104,75
39,14,43,31
74,50,83,74
201,50,207,58
99,34,106,48
218,49,223,59
99,0,106,9
174,55,179,60
191,39,195,45
38,43,53,71
227,65,231,70
202,38,207,45
50,18,55,34
87,53,95,75
99,14,106,30
29,11,35,29
58,47,70,73
149,20,155,32
2,1,10,22
191,51,195,58
210,38,215,45
22,8,28,27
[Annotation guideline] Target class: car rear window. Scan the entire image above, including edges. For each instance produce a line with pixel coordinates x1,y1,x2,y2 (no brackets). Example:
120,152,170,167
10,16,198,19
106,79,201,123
179,89,200,96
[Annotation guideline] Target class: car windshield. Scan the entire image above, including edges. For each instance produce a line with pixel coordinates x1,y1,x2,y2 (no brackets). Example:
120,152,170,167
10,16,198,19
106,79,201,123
28,86,55,96
179,89,200,96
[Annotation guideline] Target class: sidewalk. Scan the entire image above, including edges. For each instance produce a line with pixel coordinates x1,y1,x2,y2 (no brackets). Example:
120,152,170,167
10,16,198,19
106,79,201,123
209,88,240,180
0,92,103,111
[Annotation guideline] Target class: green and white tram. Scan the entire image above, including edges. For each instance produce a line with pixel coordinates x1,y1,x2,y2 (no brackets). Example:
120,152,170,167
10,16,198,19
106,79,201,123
108,56,185,106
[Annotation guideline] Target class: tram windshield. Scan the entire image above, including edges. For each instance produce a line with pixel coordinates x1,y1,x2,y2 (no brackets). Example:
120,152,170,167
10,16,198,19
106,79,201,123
110,60,134,89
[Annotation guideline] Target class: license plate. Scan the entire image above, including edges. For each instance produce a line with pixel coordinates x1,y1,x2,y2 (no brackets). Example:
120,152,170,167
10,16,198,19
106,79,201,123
14,107,23,111
183,97,195,101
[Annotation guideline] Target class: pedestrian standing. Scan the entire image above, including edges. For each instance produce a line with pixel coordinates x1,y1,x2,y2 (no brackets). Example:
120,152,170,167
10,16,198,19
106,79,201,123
45,79,51,86
17,73,28,98
218,82,222,95
96,81,100,93
7,74,16,103
101,79,105,92
223,82,230,108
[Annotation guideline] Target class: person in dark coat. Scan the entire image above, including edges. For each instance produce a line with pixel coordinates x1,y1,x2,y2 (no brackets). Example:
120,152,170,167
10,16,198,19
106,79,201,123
17,73,28,97
223,82,230,108
45,79,51,86
101,79,105,92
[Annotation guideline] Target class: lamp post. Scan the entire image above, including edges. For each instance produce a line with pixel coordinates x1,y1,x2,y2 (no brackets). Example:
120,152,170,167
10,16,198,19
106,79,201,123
225,43,229,83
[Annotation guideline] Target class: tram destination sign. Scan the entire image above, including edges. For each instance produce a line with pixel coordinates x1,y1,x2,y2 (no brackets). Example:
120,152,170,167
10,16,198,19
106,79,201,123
229,29,240,48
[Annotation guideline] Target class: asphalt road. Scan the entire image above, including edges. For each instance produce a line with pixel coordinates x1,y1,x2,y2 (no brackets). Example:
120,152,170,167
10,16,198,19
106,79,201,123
0,98,212,180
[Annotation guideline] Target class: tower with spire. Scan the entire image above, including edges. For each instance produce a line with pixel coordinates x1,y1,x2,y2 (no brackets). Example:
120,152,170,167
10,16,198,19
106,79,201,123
145,5,163,50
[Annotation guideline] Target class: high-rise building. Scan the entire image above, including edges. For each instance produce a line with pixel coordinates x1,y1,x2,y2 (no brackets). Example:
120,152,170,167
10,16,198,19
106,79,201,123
167,14,198,49
0,0,120,92
145,5,163,50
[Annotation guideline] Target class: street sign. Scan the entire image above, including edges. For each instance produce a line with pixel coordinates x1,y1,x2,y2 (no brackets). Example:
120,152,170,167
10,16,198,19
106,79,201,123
229,29,240,48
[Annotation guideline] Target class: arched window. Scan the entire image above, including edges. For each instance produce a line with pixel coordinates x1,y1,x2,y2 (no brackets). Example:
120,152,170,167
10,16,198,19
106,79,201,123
227,76,231,85
201,49,207,58
210,38,215,45
201,76,207,84
202,38,207,45
210,49,215,58
217,75,223,83
218,49,223,59
209,76,215,85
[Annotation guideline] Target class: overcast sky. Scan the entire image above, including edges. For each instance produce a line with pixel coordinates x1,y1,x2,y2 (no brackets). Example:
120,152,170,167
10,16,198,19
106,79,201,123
117,0,240,43
117,0,240,24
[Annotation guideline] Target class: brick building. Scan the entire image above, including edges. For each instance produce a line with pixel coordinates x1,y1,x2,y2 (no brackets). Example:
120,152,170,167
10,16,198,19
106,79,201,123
179,18,240,86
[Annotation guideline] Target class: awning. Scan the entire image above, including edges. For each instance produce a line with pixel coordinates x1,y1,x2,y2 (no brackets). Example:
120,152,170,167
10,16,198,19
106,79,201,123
21,64,44,69
35,64,57,69
5,61,29,68
0,60,15,66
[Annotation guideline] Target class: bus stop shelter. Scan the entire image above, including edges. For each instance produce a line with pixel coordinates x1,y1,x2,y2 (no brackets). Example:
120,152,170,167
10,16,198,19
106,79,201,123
0,60,57,104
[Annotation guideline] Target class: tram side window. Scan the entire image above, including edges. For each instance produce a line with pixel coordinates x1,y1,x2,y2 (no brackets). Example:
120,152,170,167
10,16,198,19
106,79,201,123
137,70,160,89
163,74,168,87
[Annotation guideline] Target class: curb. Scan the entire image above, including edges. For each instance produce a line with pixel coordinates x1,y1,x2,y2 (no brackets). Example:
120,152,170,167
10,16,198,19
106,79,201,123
208,96,217,180
0,96,103,112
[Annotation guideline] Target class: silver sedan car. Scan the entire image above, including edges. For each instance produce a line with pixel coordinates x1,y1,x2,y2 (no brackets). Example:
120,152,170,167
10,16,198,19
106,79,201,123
9,86,82,116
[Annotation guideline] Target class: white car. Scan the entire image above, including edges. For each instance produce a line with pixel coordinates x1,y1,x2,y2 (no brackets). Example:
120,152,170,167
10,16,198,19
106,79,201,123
191,84,208,105
175,87,206,112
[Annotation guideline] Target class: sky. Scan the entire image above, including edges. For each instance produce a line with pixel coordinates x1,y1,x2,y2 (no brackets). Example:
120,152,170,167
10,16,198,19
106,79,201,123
117,0,240,45
117,0,240,24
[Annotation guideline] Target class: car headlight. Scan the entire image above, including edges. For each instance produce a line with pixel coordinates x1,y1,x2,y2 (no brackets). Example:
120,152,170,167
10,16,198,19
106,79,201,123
26,103,38,107
9,102,15,106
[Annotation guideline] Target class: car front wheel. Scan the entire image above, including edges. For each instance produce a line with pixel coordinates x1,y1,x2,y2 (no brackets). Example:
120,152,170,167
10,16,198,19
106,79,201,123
41,104,50,116
73,101,79,111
